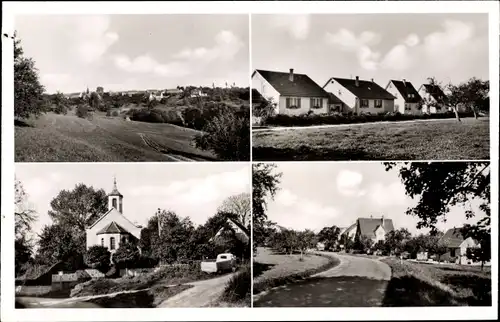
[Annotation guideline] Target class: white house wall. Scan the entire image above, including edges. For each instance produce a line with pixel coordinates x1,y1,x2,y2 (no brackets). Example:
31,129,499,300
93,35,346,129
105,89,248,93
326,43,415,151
418,87,446,114
323,80,357,113
374,226,386,243
356,99,394,115
278,97,328,115
252,71,280,114
86,209,141,249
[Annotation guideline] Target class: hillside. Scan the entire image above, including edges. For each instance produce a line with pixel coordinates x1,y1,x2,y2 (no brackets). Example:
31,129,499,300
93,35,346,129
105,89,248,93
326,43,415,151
15,112,217,162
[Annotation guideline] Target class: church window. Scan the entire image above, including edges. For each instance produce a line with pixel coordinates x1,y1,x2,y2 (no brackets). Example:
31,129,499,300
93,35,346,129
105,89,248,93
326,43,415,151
110,237,116,250
101,238,104,246
112,198,117,209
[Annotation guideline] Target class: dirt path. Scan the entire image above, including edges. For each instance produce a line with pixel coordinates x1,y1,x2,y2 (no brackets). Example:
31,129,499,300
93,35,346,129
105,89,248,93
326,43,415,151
138,133,195,161
158,273,236,308
254,253,391,307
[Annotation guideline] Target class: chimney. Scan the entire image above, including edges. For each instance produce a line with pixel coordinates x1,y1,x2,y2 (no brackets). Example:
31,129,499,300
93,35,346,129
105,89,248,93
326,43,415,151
371,78,374,83
289,68,294,82
403,78,407,86
355,76,359,87
382,215,385,227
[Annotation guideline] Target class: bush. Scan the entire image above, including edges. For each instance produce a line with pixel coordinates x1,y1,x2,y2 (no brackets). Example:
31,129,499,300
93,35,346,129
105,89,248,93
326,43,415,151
112,110,119,117
84,245,111,273
76,105,89,119
220,265,250,303
53,104,68,115
194,109,250,161
263,111,477,127
106,109,111,117
112,242,140,270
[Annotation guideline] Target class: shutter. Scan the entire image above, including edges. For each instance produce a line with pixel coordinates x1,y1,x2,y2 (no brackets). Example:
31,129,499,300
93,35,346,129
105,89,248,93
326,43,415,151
298,98,301,108
286,97,290,108
320,98,323,108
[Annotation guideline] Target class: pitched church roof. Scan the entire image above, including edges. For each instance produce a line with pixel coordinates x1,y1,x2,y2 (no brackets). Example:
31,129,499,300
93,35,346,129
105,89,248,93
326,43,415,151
96,221,130,235
357,217,395,239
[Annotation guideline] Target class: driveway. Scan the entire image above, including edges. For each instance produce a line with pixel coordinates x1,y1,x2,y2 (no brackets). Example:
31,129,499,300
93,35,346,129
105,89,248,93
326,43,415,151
158,273,237,308
253,253,391,307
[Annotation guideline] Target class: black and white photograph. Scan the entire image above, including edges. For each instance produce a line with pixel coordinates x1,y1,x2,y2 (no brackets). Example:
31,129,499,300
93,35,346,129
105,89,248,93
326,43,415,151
14,14,250,162
14,163,251,308
251,14,490,161
252,162,491,307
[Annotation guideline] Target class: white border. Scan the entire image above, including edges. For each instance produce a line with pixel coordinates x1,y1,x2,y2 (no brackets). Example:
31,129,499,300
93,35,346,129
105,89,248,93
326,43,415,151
2,1,499,321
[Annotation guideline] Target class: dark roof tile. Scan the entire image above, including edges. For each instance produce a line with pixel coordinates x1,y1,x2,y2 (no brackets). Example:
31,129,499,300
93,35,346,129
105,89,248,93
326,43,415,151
255,69,329,98
357,217,395,238
329,77,396,100
389,80,422,103
97,221,130,235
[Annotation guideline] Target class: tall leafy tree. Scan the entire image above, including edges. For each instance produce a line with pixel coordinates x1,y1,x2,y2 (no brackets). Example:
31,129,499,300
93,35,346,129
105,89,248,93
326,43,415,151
14,179,37,275
84,245,111,273
217,193,251,228
383,228,412,256
317,225,342,250
37,223,86,270
14,32,46,119
252,163,282,248
113,241,140,273
48,183,108,232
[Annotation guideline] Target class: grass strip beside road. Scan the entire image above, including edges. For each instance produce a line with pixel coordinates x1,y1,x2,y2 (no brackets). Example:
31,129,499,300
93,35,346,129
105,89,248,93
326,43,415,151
253,252,340,295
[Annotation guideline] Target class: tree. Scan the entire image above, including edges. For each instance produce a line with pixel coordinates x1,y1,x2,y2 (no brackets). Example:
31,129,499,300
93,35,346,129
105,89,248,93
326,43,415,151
112,242,140,273
354,235,374,254
424,77,456,120
447,78,489,120
37,223,86,270
384,162,490,233
15,179,37,274
252,163,282,249
14,32,46,119
317,225,341,251
463,222,490,270
194,109,250,161
48,184,108,232
217,193,251,227
296,230,316,259
85,245,111,272
52,92,68,114
383,228,411,256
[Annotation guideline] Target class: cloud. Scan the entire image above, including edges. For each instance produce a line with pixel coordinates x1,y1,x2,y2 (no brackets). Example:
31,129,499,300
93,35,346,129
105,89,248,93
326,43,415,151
71,15,118,63
325,29,382,70
114,30,243,78
367,182,408,207
272,189,339,231
404,33,420,47
41,73,73,92
270,15,311,40
337,170,365,196
381,44,412,71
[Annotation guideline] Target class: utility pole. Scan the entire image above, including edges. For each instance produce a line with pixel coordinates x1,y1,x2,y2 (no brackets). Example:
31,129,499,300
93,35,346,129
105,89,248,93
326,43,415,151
157,208,162,237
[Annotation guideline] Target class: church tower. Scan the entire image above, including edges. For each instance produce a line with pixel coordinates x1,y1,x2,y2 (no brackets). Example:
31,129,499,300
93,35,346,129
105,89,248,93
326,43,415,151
108,176,123,213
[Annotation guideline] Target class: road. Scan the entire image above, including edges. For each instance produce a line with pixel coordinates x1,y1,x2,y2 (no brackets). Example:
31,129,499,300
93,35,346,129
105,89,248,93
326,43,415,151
253,253,391,307
158,272,236,308
252,117,464,133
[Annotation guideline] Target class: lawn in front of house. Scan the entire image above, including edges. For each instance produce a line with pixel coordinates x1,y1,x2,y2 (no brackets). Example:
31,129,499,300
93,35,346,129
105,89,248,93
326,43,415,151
252,117,489,161
381,258,491,306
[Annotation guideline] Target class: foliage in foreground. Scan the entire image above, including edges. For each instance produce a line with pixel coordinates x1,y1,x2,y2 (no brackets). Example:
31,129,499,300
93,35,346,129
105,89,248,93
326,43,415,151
219,265,251,304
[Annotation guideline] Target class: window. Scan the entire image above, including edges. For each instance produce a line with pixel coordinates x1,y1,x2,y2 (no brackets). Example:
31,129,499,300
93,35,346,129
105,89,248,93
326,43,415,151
112,198,117,209
450,248,456,257
360,99,369,108
110,237,115,250
101,238,104,246
285,97,301,109
405,104,411,111
121,236,127,244
375,99,382,108
311,98,323,109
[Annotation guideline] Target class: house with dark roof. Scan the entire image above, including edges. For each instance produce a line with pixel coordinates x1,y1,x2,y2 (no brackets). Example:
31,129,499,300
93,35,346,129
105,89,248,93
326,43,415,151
85,178,142,254
211,217,250,244
341,216,395,243
439,227,480,265
252,68,329,115
323,76,396,115
417,83,449,114
385,79,423,114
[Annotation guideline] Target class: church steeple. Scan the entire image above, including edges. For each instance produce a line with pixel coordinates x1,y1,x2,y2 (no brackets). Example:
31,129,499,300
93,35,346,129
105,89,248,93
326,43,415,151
108,176,123,213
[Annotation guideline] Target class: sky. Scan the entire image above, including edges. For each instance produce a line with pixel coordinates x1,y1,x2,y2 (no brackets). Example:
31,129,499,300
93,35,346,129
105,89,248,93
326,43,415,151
15,14,249,93
15,163,250,236
252,13,489,90
265,162,488,235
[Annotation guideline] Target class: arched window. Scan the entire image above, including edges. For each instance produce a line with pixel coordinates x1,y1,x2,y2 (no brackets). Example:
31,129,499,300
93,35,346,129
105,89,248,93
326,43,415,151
101,238,104,246
112,198,117,209
110,237,116,250
121,236,127,244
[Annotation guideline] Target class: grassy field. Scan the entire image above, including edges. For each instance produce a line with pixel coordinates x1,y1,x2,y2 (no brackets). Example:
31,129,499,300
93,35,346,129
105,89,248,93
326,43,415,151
382,259,491,306
252,117,489,161
253,247,340,295
15,112,217,162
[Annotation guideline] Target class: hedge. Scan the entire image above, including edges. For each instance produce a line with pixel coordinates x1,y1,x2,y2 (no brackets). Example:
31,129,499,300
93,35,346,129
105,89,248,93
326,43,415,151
263,111,477,127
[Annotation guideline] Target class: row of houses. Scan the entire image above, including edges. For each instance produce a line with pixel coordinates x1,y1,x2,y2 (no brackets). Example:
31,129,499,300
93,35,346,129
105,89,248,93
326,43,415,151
315,216,482,265
252,68,465,116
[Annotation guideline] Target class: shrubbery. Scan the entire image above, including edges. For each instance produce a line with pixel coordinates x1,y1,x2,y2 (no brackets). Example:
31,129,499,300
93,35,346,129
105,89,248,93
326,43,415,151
76,105,90,119
264,111,477,127
127,108,184,126
84,245,111,273
220,265,251,304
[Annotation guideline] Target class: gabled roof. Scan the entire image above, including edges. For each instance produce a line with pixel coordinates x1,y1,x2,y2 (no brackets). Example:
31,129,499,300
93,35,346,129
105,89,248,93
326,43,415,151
420,84,448,103
87,208,139,230
388,80,422,103
325,77,396,100
439,227,472,248
327,92,344,104
211,217,250,243
96,221,130,235
357,217,395,239
343,223,357,235
254,69,329,98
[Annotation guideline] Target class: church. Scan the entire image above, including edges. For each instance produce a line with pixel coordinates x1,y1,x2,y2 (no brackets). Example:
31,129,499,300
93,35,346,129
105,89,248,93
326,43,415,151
85,178,142,254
